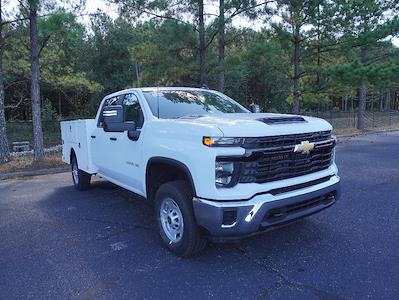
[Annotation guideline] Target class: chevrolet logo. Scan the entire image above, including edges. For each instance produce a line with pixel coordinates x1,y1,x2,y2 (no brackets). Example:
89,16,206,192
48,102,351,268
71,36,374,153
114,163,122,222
293,141,315,154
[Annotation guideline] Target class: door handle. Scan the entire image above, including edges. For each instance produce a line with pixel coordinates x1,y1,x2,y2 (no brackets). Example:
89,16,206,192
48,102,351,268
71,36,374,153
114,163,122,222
91,135,96,139
110,137,117,141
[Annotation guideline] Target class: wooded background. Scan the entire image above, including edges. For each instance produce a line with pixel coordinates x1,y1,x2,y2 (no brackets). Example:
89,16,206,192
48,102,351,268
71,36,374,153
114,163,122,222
0,0,398,162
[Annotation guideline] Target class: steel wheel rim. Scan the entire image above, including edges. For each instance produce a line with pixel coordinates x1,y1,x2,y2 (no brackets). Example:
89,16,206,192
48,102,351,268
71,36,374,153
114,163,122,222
160,197,184,243
72,161,79,185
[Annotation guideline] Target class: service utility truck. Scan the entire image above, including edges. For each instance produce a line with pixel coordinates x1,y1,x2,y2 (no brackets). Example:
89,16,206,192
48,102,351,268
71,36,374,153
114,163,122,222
61,87,340,256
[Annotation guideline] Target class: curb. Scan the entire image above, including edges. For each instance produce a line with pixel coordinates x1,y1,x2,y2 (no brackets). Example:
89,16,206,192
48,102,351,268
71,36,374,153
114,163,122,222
0,167,70,181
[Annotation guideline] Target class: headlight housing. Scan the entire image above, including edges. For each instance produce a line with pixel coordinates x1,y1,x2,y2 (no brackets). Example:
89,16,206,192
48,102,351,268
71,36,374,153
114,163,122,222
203,136,245,147
215,161,239,187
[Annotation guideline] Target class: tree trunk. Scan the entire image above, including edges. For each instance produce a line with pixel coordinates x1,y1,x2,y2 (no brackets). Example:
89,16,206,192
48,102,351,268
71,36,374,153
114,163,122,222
58,90,62,117
29,5,44,161
0,45,9,163
0,0,10,163
198,0,206,86
292,27,300,114
357,48,367,130
316,3,321,113
385,89,391,111
135,61,140,82
358,80,366,130
217,0,225,92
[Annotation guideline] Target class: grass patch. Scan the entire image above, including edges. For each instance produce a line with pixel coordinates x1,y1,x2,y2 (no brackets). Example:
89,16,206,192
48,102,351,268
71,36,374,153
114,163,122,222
334,128,362,136
7,121,61,148
0,152,67,174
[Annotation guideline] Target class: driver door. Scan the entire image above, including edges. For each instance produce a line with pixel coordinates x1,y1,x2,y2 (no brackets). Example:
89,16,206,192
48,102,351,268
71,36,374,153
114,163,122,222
115,93,145,194
91,95,124,180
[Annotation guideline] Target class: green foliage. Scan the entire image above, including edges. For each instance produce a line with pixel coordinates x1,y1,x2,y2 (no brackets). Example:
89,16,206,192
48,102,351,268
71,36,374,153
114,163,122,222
329,0,399,86
41,99,58,123
82,14,135,95
2,0,399,122
224,35,291,111
130,20,198,86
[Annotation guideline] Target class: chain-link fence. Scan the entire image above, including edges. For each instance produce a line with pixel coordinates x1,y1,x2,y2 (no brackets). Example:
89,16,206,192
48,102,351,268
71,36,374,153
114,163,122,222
306,110,399,130
6,109,399,151
7,120,61,151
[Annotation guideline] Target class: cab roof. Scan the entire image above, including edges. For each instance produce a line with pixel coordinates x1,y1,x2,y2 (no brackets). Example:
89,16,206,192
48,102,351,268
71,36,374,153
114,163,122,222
104,87,215,99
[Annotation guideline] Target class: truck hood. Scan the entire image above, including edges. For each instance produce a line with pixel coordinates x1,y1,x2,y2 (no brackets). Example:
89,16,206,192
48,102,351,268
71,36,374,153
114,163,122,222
178,113,332,137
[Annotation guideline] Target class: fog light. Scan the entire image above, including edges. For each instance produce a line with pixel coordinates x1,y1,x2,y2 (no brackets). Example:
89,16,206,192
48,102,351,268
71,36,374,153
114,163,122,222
222,209,237,226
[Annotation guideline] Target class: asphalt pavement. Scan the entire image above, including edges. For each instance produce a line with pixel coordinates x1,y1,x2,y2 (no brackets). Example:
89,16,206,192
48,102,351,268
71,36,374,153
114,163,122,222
0,131,398,300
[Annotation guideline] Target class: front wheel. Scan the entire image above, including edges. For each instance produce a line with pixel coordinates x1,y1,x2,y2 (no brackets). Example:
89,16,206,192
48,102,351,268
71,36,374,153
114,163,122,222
155,180,207,257
71,155,91,191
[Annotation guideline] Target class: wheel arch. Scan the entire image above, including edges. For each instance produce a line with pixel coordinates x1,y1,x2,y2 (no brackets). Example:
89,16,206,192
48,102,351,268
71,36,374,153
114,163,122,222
145,157,196,201
69,147,77,164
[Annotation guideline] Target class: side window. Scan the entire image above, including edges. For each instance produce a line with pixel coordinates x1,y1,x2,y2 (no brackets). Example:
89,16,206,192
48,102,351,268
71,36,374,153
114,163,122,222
123,93,144,129
98,95,124,127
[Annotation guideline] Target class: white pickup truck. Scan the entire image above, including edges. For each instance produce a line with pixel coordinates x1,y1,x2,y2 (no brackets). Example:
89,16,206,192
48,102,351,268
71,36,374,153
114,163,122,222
61,87,340,256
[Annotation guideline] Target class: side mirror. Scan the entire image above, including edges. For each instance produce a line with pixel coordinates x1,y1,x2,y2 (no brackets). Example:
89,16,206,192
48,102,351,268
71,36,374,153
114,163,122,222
103,105,123,132
249,103,261,113
103,105,137,132
102,105,139,140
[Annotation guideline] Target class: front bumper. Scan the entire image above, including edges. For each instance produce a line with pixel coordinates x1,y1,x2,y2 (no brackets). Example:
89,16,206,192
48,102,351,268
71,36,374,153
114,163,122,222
193,175,340,239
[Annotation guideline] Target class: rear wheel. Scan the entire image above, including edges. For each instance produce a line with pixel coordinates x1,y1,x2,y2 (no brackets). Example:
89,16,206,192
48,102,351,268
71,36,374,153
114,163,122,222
71,155,91,191
155,180,207,257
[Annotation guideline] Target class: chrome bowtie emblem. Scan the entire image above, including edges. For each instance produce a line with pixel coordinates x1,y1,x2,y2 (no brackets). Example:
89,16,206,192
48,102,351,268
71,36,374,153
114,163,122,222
293,141,315,154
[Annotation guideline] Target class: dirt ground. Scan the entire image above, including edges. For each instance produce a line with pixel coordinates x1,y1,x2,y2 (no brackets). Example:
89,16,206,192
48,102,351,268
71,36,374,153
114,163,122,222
0,152,66,174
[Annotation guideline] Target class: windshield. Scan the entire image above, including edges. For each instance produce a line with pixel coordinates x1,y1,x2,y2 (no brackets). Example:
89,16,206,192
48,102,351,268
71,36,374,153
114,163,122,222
142,89,249,119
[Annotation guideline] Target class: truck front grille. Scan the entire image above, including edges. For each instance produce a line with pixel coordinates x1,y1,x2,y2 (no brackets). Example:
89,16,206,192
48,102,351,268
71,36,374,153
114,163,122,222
227,131,334,184
243,130,331,149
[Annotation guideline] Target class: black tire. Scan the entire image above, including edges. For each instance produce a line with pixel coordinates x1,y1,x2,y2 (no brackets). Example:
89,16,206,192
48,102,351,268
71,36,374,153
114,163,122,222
154,180,207,257
71,155,91,191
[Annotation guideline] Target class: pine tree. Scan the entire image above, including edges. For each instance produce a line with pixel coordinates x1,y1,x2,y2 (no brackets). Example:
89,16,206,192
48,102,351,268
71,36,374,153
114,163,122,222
0,0,10,163
333,0,399,129
273,0,322,114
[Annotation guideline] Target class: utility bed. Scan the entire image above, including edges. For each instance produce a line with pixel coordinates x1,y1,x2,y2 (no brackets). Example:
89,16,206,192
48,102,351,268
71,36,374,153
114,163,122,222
60,119,96,174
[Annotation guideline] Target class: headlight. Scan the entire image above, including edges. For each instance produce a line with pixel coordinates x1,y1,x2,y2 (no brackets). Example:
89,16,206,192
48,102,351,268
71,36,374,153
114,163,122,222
203,136,245,147
215,161,235,187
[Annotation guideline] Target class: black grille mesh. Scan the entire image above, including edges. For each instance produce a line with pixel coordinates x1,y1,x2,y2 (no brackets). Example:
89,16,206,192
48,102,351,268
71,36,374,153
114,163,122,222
243,130,331,149
238,131,333,184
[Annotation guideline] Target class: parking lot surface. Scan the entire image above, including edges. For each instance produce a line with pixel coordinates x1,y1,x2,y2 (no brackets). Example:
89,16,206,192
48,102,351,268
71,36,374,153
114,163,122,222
0,131,398,299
